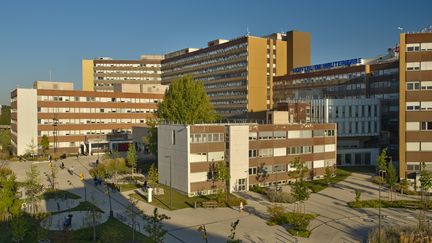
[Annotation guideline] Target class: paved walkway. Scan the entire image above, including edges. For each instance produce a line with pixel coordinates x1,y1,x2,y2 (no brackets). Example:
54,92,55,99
40,211,108,231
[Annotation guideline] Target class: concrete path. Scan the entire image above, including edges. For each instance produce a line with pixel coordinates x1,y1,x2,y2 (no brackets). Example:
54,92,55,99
40,210,108,231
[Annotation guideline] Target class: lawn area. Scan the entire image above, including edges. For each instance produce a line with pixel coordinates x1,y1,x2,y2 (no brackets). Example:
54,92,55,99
267,205,317,238
348,199,431,209
304,168,351,193
42,189,81,200
0,208,150,243
118,183,141,192
338,165,376,173
54,201,104,215
130,184,245,210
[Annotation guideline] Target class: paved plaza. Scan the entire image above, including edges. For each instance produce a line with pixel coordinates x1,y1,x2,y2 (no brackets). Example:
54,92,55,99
5,156,431,242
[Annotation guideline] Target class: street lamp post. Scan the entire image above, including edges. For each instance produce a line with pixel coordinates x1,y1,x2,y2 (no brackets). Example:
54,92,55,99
165,155,172,210
378,169,386,243
53,117,59,154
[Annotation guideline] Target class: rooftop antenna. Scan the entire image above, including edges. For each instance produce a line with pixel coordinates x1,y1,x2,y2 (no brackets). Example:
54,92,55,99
397,27,404,33
49,69,52,81
246,26,250,36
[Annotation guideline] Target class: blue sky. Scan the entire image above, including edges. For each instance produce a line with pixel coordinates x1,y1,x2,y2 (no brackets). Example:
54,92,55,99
0,0,431,104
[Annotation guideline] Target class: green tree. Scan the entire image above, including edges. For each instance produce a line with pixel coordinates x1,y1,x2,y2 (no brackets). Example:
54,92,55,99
324,165,333,185
354,189,362,203
386,162,397,201
143,208,170,243
0,106,10,125
105,158,129,186
419,162,432,210
40,135,49,155
0,167,19,221
143,119,159,156
127,143,138,173
157,75,219,124
0,129,11,153
25,138,38,156
23,165,44,213
47,161,58,190
289,157,310,212
147,163,159,187
10,216,28,243
376,148,388,174
214,160,230,200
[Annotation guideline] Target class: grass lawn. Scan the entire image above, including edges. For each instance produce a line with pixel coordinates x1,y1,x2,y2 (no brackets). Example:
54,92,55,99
42,189,81,200
130,184,245,210
304,168,351,193
348,199,431,209
118,183,141,192
0,208,150,243
268,210,317,238
53,201,104,215
338,165,376,173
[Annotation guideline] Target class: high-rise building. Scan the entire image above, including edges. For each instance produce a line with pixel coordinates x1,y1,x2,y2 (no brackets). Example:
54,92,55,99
399,31,432,181
11,81,166,155
161,31,310,118
82,55,163,92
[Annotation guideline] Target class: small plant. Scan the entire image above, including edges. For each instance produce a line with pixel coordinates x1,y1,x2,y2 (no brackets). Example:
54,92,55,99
227,219,241,243
354,189,362,203
267,190,296,203
267,205,286,225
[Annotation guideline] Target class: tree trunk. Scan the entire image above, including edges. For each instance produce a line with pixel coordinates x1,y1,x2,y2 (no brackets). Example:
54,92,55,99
92,209,96,242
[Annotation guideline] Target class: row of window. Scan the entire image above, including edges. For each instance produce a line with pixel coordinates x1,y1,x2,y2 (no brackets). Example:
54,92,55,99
406,101,432,111
95,70,161,74
190,133,225,143
406,162,432,171
406,81,432,90
95,63,160,68
406,43,432,52
205,80,246,90
288,72,365,86
406,121,432,131
39,118,147,125
406,142,432,151
39,129,131,137
249,129,335,140
38,96,161,103
406,61,432,71
249,144,335,158
337,121,379,135
38,107,157,114
96,76,161,81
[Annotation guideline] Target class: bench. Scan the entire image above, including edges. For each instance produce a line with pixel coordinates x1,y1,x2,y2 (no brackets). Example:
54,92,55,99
201,201,218,208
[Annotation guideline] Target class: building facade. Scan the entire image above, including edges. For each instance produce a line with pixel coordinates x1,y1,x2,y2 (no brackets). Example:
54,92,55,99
399,32,432,181
273,57,399,161
11,81,165,156
158,122,336,197
161,31,310,118
82,55,163,92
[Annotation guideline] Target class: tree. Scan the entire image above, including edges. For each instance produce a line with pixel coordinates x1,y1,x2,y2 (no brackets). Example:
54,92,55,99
126,196,142,242
214,160,230,200
289,157,310,212
47,161,58,190
105,158,129,186
147,163,159,187
127,143,138,173
419,162,432,209
256,163,269,183
25,138,38,156
40,135,49,155
376,148,388,174
0,167,19,221
0,129,11,153
10,216,28,243
143,119,158,156
0,106,10,125
354,189,362,203
143,208,170,243
157,75,219,124
23,165,44,213
324,165,333,185
386,162,397,201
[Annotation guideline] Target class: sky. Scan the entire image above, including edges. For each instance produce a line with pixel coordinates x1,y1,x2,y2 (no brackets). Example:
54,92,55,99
0,0,431,104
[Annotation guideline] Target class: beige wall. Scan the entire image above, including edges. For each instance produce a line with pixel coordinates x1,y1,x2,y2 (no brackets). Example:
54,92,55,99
228,125,249,192
248,37,268,113
16,89,38,155
33,81,74,90
82,60,94,91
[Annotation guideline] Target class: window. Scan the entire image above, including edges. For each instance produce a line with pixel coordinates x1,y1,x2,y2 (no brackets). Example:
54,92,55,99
407,162,421,171
421,102,432,110
406,102,420,111
407,82,420,90
406,62,420,71
407,122,420,131
273,164,286,173
421,61,432,71
406,142,420,151
345,154,351,164
325,130,335,136
313,130,325,137
355,153,362,165
421,142,432,151
259,148,273,157
421,43,432,51
421,81,432,90
259,131,273,140
406,43,420,52
364,153,371,165
249,149,257,158
273,131,286,139
421,122,432,131
248,132,257,140
249,167,257,175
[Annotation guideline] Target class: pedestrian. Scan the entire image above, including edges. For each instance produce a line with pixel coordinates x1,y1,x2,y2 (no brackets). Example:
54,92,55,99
144,180,148,190
61,162,64,169
239,201,244,213
57,201,60,211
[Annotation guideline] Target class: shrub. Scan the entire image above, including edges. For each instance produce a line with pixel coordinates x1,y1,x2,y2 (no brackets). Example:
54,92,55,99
250,185,267,195
267,190,296,203
267,205,286,225
354,189,362,202
286,212,313,231
371,176,385,185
